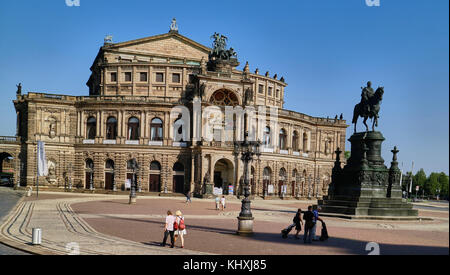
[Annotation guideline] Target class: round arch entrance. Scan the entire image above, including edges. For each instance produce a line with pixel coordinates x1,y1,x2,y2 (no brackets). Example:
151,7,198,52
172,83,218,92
0,152,14,186
213,158,234,195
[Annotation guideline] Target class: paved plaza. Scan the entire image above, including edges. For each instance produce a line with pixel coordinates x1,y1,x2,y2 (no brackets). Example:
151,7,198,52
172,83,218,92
0,191,448,255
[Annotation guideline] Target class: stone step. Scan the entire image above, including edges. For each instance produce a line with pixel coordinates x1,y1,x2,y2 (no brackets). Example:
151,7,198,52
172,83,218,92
320,199,414,209
320,205,418,217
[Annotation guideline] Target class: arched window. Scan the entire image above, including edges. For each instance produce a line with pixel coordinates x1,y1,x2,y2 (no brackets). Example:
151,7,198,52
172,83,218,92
292,131,299,152
85,159,94,170
173,162,184,172
106,117,118,140
263,126,271,146
279,129,287,150
127,159,139,170
303,132,309,152
86,117,96,139
210,89,239,106
150,161,161,171
150,118,163,141
105,159,115,170
128,117,140,140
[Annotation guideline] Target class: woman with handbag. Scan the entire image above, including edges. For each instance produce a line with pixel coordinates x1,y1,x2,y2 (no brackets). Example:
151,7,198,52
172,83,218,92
174,210,187,248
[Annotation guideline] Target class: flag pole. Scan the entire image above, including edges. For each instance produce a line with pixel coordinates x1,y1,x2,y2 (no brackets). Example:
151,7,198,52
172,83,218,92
36,141,39,198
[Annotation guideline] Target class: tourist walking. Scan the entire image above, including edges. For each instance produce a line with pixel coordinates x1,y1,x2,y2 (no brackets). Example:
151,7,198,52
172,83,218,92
220,196,226,211
215,196,220,210
174,210,187,248
161,210,176,248
303,206,315,244
185,191,192,204
293,208,304,239
311,205,323,241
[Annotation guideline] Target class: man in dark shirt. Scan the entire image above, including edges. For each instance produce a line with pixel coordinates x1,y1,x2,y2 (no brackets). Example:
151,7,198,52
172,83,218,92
303,206,315,244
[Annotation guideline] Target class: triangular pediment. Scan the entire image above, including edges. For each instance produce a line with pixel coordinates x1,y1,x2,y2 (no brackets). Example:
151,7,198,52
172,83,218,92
105,32,210,61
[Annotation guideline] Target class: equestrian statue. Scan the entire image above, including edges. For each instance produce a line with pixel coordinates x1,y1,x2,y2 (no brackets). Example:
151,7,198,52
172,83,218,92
352,81,384,133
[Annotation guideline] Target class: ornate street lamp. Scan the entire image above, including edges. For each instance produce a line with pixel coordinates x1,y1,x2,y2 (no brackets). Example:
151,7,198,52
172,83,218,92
299,174,304,198
233,131,261,236
308,175,312,199
89,172,94,191
112,172,117,192
129,158,139,204
315,177,320,198
68,163,73,190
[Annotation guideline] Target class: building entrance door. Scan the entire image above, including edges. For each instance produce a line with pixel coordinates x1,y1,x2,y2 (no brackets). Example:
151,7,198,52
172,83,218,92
149,174,160,192
105,173,114,190
173,175,184,193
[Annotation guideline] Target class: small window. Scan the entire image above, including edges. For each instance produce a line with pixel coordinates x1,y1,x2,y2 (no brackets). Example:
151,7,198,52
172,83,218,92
140,72,148,82
156,73,164,83
258,84,264,94
172,73,181,83
124,72,132,82
111,72,117,82
276,89,280,98
268,87,273,96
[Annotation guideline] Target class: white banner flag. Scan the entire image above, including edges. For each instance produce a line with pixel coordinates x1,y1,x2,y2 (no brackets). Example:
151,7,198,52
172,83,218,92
37,141,48,177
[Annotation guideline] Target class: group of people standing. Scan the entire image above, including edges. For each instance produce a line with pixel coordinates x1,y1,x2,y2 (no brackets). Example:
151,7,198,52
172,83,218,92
161,210,187,248
292,205,325,244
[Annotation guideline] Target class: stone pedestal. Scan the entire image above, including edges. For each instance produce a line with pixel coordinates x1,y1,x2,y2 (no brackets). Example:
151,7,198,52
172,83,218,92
319,131,418,218
237,216,254,236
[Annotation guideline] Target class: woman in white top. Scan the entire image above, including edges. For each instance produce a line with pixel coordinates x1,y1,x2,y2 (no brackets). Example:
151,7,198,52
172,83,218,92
174,210,187,248
220,196,226,211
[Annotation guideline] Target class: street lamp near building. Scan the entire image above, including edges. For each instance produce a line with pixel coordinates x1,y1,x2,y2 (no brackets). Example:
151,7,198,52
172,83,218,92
89,172,94,191
129,158,139,204
308,175,312,199
233,131,261,236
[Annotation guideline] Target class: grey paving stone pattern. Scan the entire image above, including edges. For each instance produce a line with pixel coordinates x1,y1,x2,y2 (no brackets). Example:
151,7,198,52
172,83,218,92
0,187,29,255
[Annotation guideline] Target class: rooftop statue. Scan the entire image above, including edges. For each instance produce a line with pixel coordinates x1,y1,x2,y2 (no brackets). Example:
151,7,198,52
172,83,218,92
352,81,384,133
170,18,178,32
209,32,237,60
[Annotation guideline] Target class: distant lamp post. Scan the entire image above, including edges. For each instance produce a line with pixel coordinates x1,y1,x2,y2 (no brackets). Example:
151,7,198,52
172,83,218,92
308,175,312,199
129,158,138,204
89,172,94,191
112,172,117,192
68,163,73,190
315,178,320,198
233,131,261,236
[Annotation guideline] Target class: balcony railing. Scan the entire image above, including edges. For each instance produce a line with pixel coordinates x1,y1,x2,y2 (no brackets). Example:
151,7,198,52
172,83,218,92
0,136,19,143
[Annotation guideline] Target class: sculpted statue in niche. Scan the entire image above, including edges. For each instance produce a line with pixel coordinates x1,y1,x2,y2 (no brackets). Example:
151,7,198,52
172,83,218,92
46,160,57,185
48,119,57,138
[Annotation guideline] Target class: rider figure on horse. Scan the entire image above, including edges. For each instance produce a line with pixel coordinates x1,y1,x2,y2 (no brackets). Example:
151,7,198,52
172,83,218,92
361,81,375,114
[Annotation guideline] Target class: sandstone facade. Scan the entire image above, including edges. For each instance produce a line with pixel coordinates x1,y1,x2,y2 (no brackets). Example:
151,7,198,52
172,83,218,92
0,28,348,199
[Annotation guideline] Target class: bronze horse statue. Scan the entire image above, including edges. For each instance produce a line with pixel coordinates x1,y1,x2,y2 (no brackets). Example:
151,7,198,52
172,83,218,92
352,87,384,133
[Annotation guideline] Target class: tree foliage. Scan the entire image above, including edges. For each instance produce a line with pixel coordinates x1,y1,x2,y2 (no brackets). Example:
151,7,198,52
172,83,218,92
409,169,449,199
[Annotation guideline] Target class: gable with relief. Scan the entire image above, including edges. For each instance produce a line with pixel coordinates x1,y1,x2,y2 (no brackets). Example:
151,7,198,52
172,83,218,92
115,35,209,61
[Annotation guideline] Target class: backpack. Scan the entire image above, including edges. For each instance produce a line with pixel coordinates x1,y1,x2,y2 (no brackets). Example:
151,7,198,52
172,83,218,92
179,218,186,230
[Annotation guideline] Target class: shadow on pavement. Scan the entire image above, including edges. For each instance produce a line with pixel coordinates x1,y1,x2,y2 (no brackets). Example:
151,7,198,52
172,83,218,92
90,214,448,255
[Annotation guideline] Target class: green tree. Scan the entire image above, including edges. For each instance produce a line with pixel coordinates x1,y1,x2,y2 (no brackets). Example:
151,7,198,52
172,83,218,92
344,151,351,160
425,173,441,197
413,169,427,194
438,172,449,199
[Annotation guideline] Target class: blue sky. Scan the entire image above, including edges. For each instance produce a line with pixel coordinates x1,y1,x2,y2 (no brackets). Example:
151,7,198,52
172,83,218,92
0,0,448,175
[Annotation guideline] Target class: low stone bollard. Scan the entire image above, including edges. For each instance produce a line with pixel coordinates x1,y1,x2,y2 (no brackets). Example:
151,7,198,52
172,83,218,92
26,187,33,197
32,228,42,245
